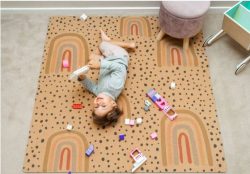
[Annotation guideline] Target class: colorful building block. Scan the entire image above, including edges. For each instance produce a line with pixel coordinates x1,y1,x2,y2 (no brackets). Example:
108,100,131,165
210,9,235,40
144,100,151,107
136,118,143,124
66,124,73,130
170,82,176,89
150,132,157,139
119,134,125,141
129,119,135,126
125,118,130,125
144,105,150,111
72,103,83,109
85,144,94,157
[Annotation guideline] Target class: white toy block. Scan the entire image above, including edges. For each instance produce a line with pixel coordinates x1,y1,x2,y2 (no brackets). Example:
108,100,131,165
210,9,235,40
129,119,135,126
125,118,130,125
80,13,88,21
66,124,73,130
170,82,176,89
150,132,157,139
144,100,151,107
136,118,142,124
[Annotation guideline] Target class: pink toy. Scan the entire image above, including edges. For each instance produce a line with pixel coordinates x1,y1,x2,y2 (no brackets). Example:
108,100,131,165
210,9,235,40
63,59,69,68
130,148,147,172
150,132,157,139
129,119,135,126
146,89,177,120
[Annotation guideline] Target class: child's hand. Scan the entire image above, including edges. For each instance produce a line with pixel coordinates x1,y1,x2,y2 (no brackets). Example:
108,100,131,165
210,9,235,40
88,59,101,69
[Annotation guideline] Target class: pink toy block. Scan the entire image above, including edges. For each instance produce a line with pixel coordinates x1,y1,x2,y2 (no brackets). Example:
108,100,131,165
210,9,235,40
129,119,135,126
63,59,69,68
150,132,157,139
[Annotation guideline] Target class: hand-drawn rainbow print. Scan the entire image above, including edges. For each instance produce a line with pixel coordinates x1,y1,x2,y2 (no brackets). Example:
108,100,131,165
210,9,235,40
161,110,213,168
45,33,89,74
43,131,89,172
157,37,199,67
120,17,152,37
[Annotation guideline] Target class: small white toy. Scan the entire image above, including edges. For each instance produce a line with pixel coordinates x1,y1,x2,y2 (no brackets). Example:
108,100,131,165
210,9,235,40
130,148,147,173
69,65,90,80
170,82,176,89
125,118,130,125
129,119,135,126
80,13,88,21
136,118,142,124
66,124,73,130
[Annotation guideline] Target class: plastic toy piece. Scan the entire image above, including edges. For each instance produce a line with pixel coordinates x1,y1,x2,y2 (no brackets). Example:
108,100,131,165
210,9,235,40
146,89,177,121
150,132,157,139
129,119,135,126
130,148,147,173
119,134,125,141
72,103,83,109
144,100,151,107
69,65,90,80
63,59,69,68
80,13,88,21
144,105,150,112
136,118,142,124
170,82,176,89
125,118,130,125
66,124,73,130
85,144,94,157
68,171,71,174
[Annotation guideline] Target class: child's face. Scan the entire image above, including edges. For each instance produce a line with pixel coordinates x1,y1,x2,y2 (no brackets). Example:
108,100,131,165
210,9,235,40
93,93,117,117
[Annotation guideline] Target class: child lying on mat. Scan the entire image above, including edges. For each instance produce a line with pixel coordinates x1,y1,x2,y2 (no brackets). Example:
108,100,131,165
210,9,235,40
77,30,135,126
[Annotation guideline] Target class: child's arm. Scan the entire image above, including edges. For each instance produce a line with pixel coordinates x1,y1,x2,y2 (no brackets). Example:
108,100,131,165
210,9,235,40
100,59,122,72
78,75,98,96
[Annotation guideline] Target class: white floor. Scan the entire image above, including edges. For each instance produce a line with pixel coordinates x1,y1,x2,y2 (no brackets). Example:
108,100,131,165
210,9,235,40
1,10,250,174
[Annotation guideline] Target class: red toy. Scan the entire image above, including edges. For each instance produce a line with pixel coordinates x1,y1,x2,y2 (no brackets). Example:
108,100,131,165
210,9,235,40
72,103,84,109
146,89,177,120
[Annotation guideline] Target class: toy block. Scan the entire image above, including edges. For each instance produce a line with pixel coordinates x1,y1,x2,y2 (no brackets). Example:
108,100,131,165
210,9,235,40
119,134,125,141
144,100,151,107
80,13,88,21
85,144,94,157
66,124,73,130
130,148,147,173
170,82,176,89
129,119,135,126
62,59,69,68
68,171,71,174
136,118,142,124
150,132,157,139
144,105,150,111
125,118,130,125
72,103,83,109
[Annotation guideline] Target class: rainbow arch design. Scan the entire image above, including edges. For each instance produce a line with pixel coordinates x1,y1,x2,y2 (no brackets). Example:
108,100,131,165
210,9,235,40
157,37,199,67
160,110,213,168
120,17,152,37
117,94,131,119
43,130,89,172
45,33,89,74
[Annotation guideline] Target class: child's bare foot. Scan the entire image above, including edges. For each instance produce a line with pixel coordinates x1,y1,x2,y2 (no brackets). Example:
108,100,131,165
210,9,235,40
100,29,111,41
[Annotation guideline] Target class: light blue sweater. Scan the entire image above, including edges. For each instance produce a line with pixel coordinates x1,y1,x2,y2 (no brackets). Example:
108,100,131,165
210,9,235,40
80,55,129,100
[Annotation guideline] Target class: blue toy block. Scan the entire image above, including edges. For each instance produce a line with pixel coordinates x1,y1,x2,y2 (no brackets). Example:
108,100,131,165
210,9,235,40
119,134,125,141
68,171,71,174
85,144,94,157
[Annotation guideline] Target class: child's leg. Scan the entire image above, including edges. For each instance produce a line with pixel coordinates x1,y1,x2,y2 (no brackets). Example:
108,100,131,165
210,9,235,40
100,29,135,50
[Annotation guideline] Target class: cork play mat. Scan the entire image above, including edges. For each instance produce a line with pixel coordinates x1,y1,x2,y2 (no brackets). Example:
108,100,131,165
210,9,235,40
23,16,226,173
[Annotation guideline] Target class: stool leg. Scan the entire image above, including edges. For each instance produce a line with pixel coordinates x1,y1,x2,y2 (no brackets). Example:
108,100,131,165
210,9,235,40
183,38,189,50
157,29,165,41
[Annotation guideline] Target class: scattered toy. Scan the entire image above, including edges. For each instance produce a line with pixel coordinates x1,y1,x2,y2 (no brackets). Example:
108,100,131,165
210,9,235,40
119,134,125,141
130,148,147,173
80,13,88,21
150,132,157,139
72,103,84,109
125,118,130,125
144,105,150,112
147,88,177,121
136,118,142,124
68,171,71,174
66,124,73,130
62,59,69,68
144,100,151,107
170,82,176,89
129,119,135,126
85,144,94,157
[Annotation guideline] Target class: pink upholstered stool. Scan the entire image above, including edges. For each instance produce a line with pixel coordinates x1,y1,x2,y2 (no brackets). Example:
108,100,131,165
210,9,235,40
157,1,210,48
